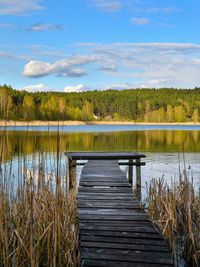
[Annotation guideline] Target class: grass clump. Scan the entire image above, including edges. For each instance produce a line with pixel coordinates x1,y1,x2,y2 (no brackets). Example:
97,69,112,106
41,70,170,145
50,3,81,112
0,155,79,267
147,173,200,267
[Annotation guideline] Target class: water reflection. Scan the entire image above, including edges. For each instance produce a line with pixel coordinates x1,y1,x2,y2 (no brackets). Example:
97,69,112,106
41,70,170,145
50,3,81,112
0,129,200,199
1,130,200,162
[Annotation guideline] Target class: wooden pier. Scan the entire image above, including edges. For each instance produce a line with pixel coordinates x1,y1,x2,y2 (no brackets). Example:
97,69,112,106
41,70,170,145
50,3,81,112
66,152,174,267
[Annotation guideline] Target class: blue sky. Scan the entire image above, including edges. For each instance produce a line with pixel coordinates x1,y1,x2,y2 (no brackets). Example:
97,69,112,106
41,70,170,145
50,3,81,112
0,0,200,92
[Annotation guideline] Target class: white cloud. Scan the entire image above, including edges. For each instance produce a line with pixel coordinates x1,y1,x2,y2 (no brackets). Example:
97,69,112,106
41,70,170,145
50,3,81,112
60,68,87,77
87,1,178,17
19,83,50,92
22,42,200,88
0,51,30,61
23,60,53,77
28,23,63,31
0,0,44,15
140,79,167,88
147,6,178,14
77,42,97,47
103,42,200,50
64,84,89,93
106,82,134,90
23,55,99,77
29,44,66,58
53,55,98,71
100,64,117,72
88,0,122,12
87,42,200,88
20,83,90,93
131,17,151,26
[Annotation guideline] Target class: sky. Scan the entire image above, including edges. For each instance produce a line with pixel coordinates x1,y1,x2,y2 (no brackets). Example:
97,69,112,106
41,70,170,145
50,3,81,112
0,0,200,92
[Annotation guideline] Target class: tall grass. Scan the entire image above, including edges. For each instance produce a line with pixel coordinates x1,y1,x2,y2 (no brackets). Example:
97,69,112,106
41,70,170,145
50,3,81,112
0,128,79,266
147,173,200,267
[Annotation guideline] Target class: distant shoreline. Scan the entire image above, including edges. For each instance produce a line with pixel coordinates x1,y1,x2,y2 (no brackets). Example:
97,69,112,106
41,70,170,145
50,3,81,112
0,120,200,127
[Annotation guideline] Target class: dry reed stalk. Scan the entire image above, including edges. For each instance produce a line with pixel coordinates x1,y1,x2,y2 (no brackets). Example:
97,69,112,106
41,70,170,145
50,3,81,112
147,175,200,267
0,154,78,267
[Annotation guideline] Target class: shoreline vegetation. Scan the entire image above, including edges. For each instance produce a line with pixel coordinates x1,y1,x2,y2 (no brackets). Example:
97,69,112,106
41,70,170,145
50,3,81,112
147,176,200,266
0,120,200,127
0,131,79,266
1,85,200,124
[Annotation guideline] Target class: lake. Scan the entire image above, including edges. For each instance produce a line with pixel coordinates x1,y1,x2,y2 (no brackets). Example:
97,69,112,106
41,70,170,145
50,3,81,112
1,124,200,199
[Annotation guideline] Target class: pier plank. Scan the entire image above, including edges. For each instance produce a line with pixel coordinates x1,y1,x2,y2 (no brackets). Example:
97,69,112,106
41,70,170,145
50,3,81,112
80,241,169,252
81,247,174,265
80,235,168,246
83,259,172,267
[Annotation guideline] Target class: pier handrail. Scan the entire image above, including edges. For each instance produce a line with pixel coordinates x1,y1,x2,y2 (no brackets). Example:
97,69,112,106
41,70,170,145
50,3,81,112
65,152,146,193
65,151,146,161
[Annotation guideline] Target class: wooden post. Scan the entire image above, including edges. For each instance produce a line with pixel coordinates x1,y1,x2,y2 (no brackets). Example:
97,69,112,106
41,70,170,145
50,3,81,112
66,154,78,191
69,159,76,190
136,158,142,201
66,155,70,194
128,159,133,184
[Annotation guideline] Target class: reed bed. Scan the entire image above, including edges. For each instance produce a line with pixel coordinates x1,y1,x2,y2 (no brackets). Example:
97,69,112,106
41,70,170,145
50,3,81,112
0,152,79,266
147,173,200,267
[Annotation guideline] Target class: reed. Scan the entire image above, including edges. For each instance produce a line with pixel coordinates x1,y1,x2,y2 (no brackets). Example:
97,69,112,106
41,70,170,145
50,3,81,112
0,128,79,266
147,173,200,267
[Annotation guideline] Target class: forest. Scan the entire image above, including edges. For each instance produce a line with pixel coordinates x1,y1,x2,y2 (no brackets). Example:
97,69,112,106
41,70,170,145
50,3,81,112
0,84,200,122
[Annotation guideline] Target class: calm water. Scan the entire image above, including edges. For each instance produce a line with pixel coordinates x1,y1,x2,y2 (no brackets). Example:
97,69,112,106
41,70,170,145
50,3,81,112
2,124,200,132
1,124,200,197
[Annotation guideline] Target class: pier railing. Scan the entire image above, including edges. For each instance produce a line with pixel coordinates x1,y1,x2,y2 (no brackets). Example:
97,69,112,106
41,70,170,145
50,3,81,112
65,152,146,199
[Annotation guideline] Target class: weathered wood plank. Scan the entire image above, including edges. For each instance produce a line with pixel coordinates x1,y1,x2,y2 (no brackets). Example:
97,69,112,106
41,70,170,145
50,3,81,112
80,230,163,239
79,182,131,187
66,152,146,160
78,192,136,197
81,175,126,179
78,201,138,206
81,241,169,252
75,161,146,166
77,193,136,200
77,200,137,204
80,178,127,182
79,225,158,233
79,221,152,226
78,208,145,216
78,187,133,193
79,194,132,199
81,248,174,265
78,202,139,209
82,259,173,267
78,214,148,221
77,196,136,201
80,235,168,246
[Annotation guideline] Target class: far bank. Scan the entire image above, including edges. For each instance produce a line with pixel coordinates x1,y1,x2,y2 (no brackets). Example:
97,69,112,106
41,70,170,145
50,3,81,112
0,120,200,127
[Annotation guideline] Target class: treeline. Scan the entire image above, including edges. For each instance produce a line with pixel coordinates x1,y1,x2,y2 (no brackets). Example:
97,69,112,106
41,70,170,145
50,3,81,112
1,84,200,122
